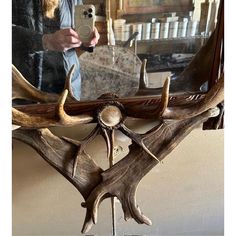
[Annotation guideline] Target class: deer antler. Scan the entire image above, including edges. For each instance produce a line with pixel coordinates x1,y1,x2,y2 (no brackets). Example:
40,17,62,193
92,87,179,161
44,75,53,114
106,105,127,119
12,64,79,103
62,125,101,178
12,64,59,103
63,64,79,101
79,75,223,232
138,59,149,90
161,73,224,120
12,72,223,233
12,128,104,199
12,89,93,128
158,76,170,117
12,64,93,129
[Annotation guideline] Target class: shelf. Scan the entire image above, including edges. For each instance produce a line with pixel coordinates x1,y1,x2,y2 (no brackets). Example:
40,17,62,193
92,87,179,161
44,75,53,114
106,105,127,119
116,36,209,55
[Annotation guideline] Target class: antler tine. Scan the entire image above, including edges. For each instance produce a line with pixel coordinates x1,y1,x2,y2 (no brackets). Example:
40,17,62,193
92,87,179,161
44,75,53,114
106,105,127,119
162,73,224,120
56,89,93,126
119,123,160,162
139,59,148,89
158,76,170,117
12,107,54,128
100,128,112,160
12,89,93,128
12,64,59,103
12,125,21,130
64,64,79,101
62,125,101,178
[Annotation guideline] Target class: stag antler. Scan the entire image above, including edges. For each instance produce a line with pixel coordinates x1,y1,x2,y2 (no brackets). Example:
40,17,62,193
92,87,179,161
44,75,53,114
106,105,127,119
161,73,224,120
12,89,93,128
62,125,101,177
12,64,94,129
79,75,223,233
12,64,78,103
13,71,223,233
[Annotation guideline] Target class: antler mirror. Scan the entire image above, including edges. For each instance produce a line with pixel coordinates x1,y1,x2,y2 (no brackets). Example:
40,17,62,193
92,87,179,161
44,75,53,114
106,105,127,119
12,0,224,235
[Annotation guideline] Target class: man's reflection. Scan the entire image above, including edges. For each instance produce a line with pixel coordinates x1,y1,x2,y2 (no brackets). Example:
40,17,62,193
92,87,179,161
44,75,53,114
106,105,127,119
12,0,99,101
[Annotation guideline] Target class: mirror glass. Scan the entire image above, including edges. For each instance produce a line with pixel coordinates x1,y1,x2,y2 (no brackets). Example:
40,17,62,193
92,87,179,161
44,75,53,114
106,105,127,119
12,0,220,104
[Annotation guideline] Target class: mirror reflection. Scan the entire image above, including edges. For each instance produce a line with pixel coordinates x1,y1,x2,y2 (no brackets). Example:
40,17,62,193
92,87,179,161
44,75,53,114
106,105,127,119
12,0,220,104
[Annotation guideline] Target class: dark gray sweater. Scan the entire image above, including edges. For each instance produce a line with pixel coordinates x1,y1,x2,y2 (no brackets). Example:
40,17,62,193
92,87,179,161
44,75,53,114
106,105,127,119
12,0,83,100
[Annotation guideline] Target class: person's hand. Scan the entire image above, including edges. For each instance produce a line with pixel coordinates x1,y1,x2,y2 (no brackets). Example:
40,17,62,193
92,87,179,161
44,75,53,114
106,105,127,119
81,27,100,47
42,28,82,52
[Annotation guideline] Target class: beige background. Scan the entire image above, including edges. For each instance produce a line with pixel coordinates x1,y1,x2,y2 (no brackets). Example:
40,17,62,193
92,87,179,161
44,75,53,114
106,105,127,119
13,122,224,236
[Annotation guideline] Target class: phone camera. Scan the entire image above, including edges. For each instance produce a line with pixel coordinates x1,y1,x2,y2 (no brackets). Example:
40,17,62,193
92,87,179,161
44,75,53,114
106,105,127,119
88,13,93,18
88,8,93,13
83,11,88,15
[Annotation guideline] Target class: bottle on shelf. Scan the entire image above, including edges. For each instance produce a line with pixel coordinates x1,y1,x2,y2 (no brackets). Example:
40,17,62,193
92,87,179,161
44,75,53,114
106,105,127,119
177,18,188,38
150,22,160,40
160,22,169,39
132,23,143,41
169,21,179,38
142,22,151,40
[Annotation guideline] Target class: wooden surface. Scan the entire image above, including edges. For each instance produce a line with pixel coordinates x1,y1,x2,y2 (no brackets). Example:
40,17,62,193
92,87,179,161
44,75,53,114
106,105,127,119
122,0,194,15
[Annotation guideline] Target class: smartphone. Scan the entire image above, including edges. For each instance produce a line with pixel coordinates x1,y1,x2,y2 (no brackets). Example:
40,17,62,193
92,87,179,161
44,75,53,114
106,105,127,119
74,5,96,44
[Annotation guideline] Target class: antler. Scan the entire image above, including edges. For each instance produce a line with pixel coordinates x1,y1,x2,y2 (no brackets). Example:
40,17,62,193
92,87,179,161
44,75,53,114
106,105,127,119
12,72,224,233
12,64,94,129
12,128,104,200
12,89,93,128
80,108,219,233
62,125,101,178
79,69,223,232
12,64,59,103
79,106,221,233
12,21,224,234
157,76,170,117
12,64,78,103
161,73,224,120
127,72,223,121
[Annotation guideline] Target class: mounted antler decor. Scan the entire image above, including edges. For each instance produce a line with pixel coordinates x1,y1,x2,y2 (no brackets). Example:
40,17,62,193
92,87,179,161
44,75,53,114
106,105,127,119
12,1,224,234
12,71,224,233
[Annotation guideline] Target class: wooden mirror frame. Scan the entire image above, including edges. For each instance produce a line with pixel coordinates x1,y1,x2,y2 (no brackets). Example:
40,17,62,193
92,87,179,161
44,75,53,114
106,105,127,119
12,0,224,234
